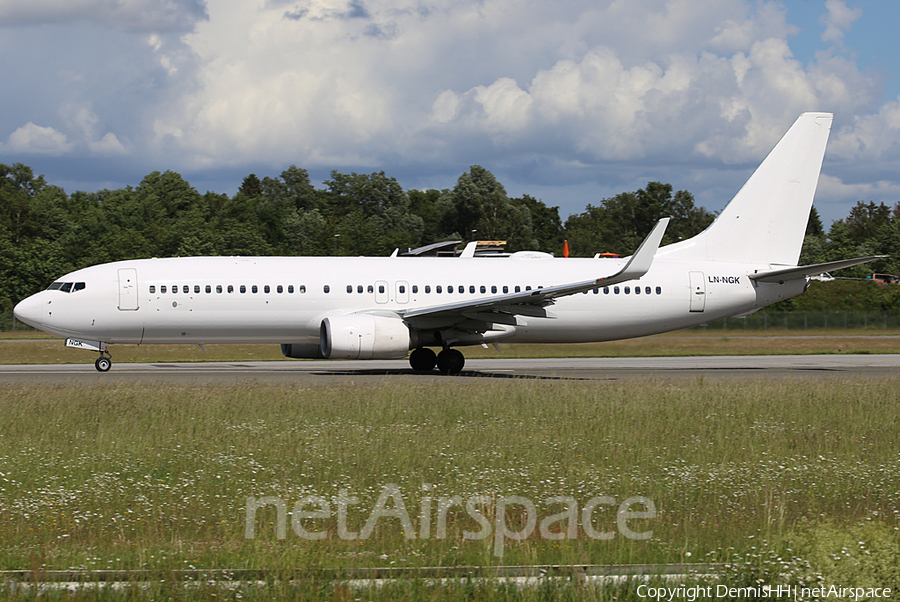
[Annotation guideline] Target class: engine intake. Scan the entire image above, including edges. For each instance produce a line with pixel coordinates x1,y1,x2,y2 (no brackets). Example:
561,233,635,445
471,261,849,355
320,314,411,359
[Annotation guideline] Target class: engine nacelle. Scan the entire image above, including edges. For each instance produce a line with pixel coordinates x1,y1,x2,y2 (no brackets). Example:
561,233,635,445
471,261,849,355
320,314,411,359
280,343,325,359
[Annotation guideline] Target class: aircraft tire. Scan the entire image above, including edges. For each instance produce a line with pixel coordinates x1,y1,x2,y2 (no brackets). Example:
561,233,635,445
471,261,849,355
409,347,437,372
95,356,112,372
436,349,465,375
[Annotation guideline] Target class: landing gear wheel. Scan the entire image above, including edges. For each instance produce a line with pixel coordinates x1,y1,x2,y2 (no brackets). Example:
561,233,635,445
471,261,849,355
436,349,465,375
409,347,437,372
95,356,112,372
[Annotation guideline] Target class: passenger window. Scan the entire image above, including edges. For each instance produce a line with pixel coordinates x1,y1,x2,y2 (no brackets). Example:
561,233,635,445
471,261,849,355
624,287,630,294
503,286,508,293
635,286,641,295
491,285,497,294
469,285,475,294
656,286,662,295
357,285,363,294
378,284,385,294
228,285,234,293
161,285,167,294
525,286,532,291
645,287,651,295
593,288,599,294
205,285,211,293
515,286,521,293
149,285,156,293
614,286,620,294
436,285,442,293
324,285,330,293
287,285,293,293
480,285,486,293
368,285,374,293
264,285,270,293
604,287,610,294
299,285,306,293
448,286,454,294
347,285,353,293
240,285,247,293
399,285,406,294
183,285,189,294
425,285,431,293
412,285,418,294
277,285,283,293
252,285,258,293
194,285,200,293
216,285,223,293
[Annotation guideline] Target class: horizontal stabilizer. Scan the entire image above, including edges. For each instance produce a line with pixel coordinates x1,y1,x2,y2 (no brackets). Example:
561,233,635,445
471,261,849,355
749,256,885,283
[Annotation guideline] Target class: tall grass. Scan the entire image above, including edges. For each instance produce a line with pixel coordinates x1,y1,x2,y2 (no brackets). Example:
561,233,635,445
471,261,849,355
0,378,898,597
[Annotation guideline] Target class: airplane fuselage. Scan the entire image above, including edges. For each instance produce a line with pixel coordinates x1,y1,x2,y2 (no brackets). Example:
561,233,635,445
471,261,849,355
15,253,803,348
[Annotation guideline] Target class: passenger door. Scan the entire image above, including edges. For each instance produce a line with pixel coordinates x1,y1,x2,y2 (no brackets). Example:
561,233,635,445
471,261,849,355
117,268,139,311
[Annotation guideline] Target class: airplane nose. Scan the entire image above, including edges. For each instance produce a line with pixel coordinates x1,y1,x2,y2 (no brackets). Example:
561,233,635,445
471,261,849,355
13,293,43,329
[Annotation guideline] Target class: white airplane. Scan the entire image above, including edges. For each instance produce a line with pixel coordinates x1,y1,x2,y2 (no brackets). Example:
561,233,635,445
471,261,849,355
13,112,880,373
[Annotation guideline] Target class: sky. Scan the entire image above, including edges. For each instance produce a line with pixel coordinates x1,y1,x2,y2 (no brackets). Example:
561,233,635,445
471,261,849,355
2,0,900,227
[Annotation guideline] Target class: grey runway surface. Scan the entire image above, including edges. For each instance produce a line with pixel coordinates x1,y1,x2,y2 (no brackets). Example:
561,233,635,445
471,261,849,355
1,354,898,385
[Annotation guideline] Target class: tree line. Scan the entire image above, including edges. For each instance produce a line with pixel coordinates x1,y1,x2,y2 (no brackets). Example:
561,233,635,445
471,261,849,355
1,161,898,312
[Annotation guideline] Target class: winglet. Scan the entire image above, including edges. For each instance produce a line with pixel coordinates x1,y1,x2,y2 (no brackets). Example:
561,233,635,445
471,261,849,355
597,218,669,286
460,241,478,258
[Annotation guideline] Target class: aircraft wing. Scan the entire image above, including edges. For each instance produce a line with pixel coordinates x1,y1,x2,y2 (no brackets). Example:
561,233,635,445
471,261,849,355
749,256,885,283
399,218,669,325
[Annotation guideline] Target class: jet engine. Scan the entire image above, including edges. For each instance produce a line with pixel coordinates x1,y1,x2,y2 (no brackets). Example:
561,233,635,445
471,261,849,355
320,314,411,359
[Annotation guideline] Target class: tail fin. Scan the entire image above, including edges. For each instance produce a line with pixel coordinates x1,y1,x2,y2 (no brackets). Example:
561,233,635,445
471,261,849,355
658,112,833,266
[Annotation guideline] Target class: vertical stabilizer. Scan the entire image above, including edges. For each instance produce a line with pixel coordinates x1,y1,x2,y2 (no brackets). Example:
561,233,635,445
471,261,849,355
658,112,833,266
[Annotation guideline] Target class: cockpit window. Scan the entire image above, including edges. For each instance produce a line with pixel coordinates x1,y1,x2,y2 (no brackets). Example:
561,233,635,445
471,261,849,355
50,281,86,292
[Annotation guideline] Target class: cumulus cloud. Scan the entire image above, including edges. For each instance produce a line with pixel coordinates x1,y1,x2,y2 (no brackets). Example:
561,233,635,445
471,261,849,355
3,0,900,225
5,123,74,155
0,0,208,31
143,0,890,180
820,0,862,44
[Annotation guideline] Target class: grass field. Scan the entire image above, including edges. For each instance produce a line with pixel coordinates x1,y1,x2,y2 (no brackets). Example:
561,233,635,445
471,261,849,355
0,378,898,599
2,328,900,365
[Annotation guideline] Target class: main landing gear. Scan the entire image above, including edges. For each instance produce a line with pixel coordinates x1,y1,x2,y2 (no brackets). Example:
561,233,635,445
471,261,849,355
94,350,112,372
408,347,465,374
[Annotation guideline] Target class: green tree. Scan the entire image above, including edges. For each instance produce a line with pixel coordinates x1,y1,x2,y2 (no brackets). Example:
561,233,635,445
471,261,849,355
440,166,537,251
239,174,263,198
563,182,713,257
511,194,563,254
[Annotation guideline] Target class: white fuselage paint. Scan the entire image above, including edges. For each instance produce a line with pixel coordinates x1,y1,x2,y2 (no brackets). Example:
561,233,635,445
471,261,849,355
20,254,805,347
